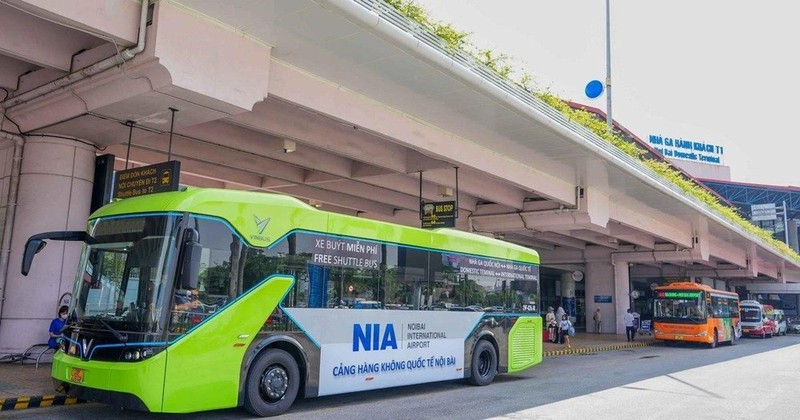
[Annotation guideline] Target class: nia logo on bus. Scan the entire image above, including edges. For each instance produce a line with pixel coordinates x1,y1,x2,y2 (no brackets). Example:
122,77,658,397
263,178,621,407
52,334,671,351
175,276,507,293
353,323,398,351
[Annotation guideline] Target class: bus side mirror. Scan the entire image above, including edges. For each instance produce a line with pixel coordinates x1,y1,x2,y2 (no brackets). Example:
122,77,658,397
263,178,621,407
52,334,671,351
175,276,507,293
179,229,201,290
21,240,47,276
21,231,95,276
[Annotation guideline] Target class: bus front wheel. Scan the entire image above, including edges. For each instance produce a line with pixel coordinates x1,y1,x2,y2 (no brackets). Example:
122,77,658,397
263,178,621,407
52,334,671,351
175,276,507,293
244,348,300,417
708,329,717,349
468,340,497,386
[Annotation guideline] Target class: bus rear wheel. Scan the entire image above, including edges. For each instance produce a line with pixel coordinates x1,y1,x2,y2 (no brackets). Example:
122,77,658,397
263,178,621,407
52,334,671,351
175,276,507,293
244,348,300,417
468,340,497,386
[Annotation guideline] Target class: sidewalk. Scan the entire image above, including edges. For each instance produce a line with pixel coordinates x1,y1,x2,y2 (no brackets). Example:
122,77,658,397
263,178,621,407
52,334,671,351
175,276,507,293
542,330,657,356
0,331,658,412
0,361,81,411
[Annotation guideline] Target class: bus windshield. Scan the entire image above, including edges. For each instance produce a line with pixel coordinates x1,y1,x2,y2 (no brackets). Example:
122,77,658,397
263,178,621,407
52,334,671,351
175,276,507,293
740,307,762,322
653,290,706,322
72,215,180,334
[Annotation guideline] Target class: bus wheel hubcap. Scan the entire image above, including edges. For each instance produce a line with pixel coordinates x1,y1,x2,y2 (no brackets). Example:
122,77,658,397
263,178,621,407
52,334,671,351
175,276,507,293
478,352,490,376
261,366,289,401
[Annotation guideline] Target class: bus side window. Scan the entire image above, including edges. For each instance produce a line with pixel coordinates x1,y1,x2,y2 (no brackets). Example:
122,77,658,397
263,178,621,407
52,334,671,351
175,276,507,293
395,247,429,310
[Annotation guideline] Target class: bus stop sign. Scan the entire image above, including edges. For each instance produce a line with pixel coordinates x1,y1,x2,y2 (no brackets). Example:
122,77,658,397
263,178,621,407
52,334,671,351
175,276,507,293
114,160,181,199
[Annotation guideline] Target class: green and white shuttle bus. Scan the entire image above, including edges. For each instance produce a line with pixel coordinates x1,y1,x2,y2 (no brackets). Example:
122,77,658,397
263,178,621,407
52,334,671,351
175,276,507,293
22,188,542,416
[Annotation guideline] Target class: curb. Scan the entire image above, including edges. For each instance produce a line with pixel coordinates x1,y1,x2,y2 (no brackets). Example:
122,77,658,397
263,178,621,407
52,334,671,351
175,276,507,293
544,341,654,357
0,395,84,411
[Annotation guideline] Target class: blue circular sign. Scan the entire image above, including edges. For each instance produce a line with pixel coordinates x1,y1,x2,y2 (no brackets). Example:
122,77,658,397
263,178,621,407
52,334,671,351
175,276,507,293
585,80,604,99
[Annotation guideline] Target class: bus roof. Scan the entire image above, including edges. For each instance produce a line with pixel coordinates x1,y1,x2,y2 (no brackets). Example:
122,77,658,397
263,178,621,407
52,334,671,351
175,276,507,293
740,300,767,307
90,188,539,264
655,282,713,290
654,282,737,295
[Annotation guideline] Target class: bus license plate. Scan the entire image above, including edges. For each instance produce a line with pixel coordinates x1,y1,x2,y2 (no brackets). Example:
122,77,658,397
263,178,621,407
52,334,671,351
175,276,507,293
674,336,684,340
70,368,85,384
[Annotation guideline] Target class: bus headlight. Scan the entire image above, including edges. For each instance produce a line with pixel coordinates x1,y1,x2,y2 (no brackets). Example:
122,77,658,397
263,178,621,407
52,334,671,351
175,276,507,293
696,331,708,337
123,350,142,361
122,347,161,362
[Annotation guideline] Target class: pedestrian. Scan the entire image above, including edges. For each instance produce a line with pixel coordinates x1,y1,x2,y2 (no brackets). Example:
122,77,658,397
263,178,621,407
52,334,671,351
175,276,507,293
624,308,636,342
48,305,69,349
593,308,602,334
558,314,572,348
545,307,557,343
555,305,565,323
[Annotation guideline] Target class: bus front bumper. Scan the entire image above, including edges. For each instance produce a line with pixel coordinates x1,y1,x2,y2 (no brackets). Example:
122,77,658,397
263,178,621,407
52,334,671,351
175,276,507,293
741,327,765,336
52,351,166,412
653,330,709,343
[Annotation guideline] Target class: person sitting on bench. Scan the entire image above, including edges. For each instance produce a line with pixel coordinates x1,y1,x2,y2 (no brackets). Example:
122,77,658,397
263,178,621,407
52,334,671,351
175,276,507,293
48,305,69,349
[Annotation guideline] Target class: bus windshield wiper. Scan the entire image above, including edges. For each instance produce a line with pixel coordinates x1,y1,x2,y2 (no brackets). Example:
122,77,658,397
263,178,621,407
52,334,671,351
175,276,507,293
98,318,128,343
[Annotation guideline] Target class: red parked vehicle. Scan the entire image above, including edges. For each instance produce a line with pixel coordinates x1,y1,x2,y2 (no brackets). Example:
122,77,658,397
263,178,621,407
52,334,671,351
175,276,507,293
739,300,777,338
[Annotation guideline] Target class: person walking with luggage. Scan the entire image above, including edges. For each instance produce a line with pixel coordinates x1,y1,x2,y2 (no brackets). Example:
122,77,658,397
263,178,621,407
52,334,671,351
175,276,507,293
593,308,602,334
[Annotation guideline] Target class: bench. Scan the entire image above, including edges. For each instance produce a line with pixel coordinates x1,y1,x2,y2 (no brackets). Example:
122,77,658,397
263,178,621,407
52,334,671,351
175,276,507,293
19,343,54,368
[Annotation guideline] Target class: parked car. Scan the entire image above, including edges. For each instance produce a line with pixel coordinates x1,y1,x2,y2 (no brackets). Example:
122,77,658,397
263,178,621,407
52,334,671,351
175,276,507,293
772,309,788,336
787,317,800,334
448,306,481,312
353,300,381,309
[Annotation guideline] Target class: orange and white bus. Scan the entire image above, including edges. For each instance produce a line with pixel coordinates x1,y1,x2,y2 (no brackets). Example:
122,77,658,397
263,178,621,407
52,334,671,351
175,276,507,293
652,282,740,348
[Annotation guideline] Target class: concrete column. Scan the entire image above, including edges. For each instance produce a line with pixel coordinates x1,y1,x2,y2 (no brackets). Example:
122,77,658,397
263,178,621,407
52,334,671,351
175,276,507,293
560,272,575,321
0,140,15,250
586,261,614,333
0,136,94,353
560,273,575,298
613,261,631,335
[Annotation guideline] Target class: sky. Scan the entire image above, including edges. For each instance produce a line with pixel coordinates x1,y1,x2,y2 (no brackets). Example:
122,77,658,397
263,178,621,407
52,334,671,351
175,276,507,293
414,0,799,187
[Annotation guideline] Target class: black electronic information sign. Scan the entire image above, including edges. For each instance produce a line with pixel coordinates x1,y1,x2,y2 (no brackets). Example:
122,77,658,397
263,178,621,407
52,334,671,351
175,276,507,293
114,161,181,199
420,200,456,229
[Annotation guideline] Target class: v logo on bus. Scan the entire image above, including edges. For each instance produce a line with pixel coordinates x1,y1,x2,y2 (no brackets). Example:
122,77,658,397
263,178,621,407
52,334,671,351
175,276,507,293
254,216,271,235
81,338,94,359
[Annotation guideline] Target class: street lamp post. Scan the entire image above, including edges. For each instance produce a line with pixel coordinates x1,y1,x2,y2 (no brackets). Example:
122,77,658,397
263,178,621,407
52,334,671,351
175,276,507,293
605,0,613,132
